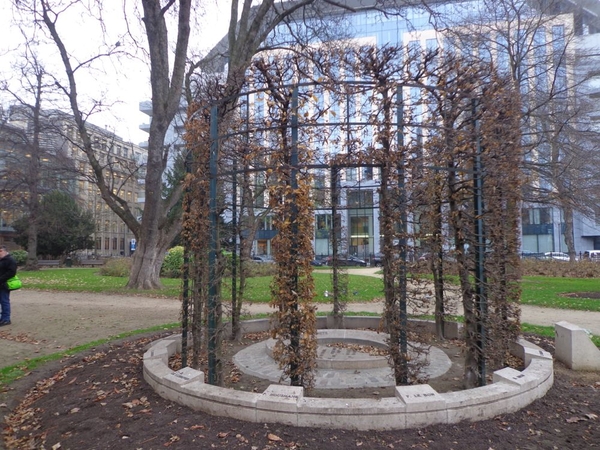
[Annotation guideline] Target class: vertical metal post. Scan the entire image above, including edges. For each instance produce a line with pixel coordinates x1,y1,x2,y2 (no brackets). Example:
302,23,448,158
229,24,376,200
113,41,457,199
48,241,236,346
208,105,219,385
397,88,408,384
291,88,299,250
289,87,300,385
231,100,248,333
472,98,487,386
231,158,237,323
330,166,340,315
181,148,192,368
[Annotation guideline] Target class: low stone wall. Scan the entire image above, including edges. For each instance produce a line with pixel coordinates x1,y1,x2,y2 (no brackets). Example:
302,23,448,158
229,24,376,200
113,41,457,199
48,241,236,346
143,317,554,430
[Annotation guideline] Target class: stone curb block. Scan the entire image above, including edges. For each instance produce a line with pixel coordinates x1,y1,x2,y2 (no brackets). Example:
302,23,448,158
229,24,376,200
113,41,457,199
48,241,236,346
298,397,406,429
256,385,304,425
555,321,600,370
181,382,259,422
523,346,553,366
143,337,180,364
143,318,554,430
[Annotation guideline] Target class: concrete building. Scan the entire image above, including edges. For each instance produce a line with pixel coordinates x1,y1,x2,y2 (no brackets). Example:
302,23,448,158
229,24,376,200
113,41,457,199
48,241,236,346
0,106,146,257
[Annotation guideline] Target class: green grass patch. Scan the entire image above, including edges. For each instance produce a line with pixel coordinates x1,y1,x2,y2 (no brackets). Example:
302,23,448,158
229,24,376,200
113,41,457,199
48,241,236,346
0,322,179,387
17,268,181,298
17,269,600,313
521,323,556,339
520,276,600,311
224,272,384,303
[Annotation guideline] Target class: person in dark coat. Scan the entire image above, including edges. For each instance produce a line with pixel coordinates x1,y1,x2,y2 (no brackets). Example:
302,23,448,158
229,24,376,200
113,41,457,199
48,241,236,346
0,245,17,326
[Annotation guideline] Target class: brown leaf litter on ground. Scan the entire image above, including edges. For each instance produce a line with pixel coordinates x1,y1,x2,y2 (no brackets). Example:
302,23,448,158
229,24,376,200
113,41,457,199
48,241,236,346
1,331,599,449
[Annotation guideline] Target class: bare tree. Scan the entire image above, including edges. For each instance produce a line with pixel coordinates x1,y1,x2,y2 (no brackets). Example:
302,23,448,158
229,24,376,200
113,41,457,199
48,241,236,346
9,0,192,288
6,0,412,290
0,46,74,268
436,0,600,258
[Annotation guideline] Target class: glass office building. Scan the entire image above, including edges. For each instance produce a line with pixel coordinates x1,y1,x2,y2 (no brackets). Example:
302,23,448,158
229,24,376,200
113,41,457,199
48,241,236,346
211,0,600,258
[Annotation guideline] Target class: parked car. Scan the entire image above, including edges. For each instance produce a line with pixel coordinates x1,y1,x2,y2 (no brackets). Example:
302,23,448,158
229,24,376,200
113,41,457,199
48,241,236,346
251,255,271,263
341,255,368,266
372,253,384,267
544,252,570,261
520,250,545,259
583,250,600,261
310,259,324,266
323,255,368,267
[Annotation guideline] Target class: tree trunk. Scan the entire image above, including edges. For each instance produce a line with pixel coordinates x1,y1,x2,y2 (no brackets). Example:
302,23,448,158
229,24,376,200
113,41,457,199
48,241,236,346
562,205,576,261
128,234,170,289
447,166,480,389
37,0,191,290
25,72,43,270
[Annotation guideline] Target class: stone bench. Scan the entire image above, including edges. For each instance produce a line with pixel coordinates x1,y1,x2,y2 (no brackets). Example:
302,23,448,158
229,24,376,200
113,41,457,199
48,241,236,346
38,260,60,267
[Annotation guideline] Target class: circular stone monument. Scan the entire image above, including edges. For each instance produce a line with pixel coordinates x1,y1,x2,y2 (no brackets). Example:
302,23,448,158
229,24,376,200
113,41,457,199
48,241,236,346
233,329,452,389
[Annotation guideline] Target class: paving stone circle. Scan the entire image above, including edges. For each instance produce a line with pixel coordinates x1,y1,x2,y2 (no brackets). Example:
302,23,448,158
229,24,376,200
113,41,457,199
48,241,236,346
233,329,452,389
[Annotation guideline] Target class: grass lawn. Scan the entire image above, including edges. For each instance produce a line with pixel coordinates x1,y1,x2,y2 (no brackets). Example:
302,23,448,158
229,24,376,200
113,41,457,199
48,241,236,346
16,269,600,311
16,268,182,298
16,268,385,303
234,273,384,303
520,276,600,311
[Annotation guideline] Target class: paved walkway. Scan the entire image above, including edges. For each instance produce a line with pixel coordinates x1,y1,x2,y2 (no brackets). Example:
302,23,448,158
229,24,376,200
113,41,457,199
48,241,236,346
1,268,599,370
233,329,452,388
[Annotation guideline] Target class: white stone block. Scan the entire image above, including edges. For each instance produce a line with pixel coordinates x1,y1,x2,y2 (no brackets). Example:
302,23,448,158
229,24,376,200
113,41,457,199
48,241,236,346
493,367,520,384
256,385,304,425
162,367,204,390
444,383,518,423
395,385,447,426
298,397,405,430
182,382,259,422
523,346,552,366
493,367,537,390
143,344,169,364
143,358,172,383
395,385,445,412
555,321,600,370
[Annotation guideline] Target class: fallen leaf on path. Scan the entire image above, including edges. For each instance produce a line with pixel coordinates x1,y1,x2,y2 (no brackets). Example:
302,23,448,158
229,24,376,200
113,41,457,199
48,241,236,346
566,416,587,423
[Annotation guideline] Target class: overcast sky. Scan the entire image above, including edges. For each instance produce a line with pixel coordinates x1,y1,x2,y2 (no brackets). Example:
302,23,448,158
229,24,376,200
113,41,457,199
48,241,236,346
0,1,230,145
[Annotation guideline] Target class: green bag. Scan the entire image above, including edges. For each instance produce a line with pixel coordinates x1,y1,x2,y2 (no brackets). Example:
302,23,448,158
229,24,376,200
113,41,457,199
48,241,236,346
6,275,22,291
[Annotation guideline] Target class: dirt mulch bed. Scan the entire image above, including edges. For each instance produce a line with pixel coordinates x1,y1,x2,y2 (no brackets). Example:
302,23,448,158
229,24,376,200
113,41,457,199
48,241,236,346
562,292,600,300
1,332,599,450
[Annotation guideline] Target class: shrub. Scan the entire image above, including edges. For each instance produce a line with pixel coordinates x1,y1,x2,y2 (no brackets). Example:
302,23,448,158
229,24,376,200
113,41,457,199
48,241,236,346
162,246,184,278
99,258,132,277
520,259,600,278
246,260,278,277
218,253,278,278
11,250,28,266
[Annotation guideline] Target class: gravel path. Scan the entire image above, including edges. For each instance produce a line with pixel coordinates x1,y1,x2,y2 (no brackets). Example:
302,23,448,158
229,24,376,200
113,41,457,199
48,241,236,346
1,269,598,369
